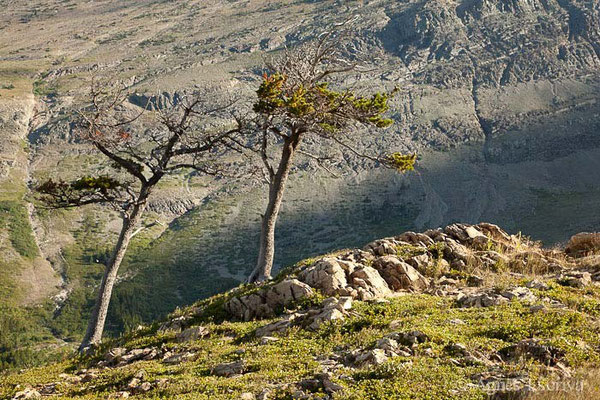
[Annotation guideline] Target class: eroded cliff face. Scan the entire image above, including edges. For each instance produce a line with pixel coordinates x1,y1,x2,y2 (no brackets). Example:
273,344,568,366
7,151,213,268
0,0,599,327
0,89,61,304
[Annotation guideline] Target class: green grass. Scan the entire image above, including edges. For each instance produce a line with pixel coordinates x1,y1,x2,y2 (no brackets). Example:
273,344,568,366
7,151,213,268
32,79,57,97
2,282,599,398
0,201,38,259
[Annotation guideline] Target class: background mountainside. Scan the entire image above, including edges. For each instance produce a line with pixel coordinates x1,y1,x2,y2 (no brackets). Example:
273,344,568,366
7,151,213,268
1,0,599,366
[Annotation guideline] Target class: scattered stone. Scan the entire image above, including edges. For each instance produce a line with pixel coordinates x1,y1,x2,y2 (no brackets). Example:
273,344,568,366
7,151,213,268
529,304,545,312
308,307,345,330
456,291,507,308
104,347,127,364
240,392,255,400
257,389,271,400
162,351,195,365
445,343,469,357
119,348,159,365
457,287,536,308
525,279,549,290
38,383,57,395
212,360,245,377
498,339,566,366
259,336,279,345
158,315,189,333
176,326,209,343
255,314,297,337
136,382,152,393
80,371,97,383
557,271,592,288
466,274,484,287
108,392,130,399
473,369,532,400
501,287,536,302
352,348,388,368
388,330,429,347
12,388,41,399
566,232,600,257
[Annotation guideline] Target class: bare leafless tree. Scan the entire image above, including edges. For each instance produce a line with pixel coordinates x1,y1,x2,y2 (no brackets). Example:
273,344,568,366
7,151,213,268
36,79,243,352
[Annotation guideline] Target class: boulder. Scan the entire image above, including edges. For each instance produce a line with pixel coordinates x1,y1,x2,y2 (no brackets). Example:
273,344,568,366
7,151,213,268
308,307,345,330
372,256,429,291
350,267,392,299
406,253,430,274
477,223,512,243
298,258,348,296
265,279,314,309
566,232,600,257
225,279,313,321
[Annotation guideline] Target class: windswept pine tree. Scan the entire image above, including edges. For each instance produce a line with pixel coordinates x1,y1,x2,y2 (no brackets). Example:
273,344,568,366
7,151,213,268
242,25,417,283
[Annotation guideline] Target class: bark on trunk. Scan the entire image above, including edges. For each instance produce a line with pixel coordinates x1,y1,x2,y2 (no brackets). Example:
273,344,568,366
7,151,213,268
249,134,301,282
79,188,149,352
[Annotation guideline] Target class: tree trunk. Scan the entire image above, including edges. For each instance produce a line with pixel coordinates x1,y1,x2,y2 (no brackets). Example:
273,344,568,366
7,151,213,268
249,134,302,283
79,188,149,352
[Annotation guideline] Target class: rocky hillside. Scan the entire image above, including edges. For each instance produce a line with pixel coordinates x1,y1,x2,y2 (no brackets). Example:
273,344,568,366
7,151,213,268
1,0,600,370
1,223,600,399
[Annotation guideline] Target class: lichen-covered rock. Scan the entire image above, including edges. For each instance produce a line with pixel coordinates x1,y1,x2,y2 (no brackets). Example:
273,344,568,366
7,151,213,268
225,279,313,321
298,258,348,296
372,255,429,291
350,266,393,300
265,279,314,308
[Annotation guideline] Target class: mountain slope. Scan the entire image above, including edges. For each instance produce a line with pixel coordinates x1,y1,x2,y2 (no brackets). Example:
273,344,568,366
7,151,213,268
0,0,599,368
1,223,600,399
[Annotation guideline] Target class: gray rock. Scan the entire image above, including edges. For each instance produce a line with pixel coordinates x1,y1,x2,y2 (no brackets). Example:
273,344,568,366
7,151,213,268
372,256,429,292
525,279,549,290
557,271,592,288
212,360,245,377
498,339,565,366
352,348,389,368
350,266,393,299
176,326,209,343
298,258,348,296
11,388,41,399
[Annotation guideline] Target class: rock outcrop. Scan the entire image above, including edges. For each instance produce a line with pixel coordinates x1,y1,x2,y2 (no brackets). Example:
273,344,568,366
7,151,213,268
224,222,543,322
